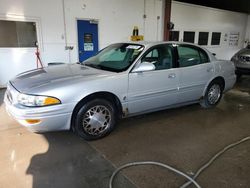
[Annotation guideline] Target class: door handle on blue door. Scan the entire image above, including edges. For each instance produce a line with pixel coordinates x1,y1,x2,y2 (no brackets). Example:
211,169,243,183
168,73,176,78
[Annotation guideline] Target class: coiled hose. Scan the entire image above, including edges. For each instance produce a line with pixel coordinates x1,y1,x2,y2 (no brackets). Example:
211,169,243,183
109,136,250,188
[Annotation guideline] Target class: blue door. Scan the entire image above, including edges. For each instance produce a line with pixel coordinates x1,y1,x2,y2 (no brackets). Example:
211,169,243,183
77,20,99,62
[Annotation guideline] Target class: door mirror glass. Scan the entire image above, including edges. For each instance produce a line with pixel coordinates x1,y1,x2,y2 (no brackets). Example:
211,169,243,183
132,62,156,72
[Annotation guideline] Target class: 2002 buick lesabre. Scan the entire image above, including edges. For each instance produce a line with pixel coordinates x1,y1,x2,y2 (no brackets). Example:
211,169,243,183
4,42,236,140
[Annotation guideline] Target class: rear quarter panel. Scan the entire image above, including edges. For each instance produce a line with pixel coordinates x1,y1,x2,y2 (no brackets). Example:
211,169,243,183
211,60,236,92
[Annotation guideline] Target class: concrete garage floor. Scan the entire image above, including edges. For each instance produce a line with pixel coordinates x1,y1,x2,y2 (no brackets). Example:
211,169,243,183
0,77,250,188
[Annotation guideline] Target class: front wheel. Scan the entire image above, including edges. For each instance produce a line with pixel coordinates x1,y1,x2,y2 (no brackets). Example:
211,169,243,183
200,80,223,108
74,99,116,140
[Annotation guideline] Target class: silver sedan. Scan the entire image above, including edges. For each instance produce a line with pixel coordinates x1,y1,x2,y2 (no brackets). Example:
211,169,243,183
231,44,250,78
4,42,236,140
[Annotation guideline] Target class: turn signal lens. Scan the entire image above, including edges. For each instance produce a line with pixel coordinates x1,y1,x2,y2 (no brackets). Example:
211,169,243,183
25,119,41,124
44,97,61,105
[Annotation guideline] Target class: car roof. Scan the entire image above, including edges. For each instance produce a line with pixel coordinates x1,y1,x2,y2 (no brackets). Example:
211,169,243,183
123,41,217,61
126,41,202,48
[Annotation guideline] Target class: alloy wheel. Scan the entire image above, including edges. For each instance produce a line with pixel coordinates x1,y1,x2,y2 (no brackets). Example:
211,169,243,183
207,84,221,105
82,105,111,135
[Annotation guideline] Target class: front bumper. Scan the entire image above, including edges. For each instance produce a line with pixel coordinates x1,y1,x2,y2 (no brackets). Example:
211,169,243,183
4,84,75,132
233,59,250,75
235,67,250,75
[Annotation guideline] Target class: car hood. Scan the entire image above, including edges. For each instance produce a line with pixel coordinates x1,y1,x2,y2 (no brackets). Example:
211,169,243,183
237,48,250,56
10,63,114,93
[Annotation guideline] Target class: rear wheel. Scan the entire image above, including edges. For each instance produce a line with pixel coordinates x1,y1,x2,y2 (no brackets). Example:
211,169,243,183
200,80,223,108
74,99,116,140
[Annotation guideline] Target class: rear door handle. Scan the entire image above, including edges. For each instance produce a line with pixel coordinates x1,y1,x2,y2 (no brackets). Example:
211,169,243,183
207,67,214,72
168,73,176,78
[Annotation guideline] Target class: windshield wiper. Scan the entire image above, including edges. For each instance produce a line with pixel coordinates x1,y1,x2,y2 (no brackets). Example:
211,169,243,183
84,63,101,69
85,63,120,72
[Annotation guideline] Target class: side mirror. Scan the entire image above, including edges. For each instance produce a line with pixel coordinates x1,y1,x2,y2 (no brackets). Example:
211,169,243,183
132,62,156,73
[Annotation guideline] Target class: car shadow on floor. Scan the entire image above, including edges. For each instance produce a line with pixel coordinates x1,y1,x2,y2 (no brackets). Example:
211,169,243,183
26,131,136,188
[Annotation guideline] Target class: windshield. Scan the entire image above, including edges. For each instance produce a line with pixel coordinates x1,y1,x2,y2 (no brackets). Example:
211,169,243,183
83,43,144,72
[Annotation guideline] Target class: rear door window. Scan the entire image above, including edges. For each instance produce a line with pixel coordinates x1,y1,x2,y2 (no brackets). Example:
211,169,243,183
177,46,200,67
177,45,209,67
199,49,209,63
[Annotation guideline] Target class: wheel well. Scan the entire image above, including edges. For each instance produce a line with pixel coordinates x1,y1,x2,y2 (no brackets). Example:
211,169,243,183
70,92,123,130
212,76,225,90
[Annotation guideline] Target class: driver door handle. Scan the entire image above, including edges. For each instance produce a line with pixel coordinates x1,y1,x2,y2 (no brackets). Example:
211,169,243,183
168,73,176,78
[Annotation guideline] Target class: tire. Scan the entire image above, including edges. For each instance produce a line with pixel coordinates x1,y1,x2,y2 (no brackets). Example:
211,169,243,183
236,73,242,81
200,80,223,108
74,99,116,140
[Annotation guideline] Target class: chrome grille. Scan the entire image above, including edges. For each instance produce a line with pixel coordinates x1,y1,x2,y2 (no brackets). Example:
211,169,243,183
239,56,250,62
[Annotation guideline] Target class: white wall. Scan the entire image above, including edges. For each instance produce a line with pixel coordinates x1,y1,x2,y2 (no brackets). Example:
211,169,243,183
0,0,68,87
171,1,249,60
0,0,164,87
0,0,249,87
63,0,163,63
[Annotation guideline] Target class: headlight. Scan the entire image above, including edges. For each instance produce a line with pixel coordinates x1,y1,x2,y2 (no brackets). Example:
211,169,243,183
231,55,238,61
17,93,61,107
